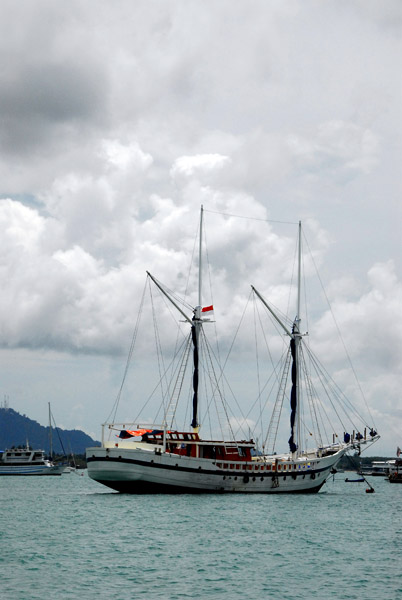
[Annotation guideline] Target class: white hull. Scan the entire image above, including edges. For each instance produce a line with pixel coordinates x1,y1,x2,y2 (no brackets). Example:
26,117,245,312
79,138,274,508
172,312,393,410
0,464,66,476
86,444,346,494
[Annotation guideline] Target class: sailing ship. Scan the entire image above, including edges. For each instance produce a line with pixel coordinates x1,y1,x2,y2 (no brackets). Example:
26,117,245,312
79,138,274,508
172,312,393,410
86,209,379,493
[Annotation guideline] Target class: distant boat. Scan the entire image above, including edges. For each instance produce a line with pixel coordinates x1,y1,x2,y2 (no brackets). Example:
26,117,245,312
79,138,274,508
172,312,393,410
345,477,365,483
388,451,402,483
0,444,65,475
360,461,390,477
0,403,67,476
48,402,77,474
87,210,380,494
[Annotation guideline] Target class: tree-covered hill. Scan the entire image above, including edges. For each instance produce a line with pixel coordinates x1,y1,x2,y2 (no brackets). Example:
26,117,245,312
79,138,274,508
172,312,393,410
0,407,100,455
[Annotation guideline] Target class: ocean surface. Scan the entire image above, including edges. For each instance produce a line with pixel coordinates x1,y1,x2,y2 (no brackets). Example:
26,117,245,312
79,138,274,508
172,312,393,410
1,472,400,600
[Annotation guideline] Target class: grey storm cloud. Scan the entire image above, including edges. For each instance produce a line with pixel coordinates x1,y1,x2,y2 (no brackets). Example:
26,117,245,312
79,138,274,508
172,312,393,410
0,61,107,153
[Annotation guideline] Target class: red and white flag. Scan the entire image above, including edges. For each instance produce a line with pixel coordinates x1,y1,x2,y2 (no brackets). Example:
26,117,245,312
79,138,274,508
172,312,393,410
202,305,214,314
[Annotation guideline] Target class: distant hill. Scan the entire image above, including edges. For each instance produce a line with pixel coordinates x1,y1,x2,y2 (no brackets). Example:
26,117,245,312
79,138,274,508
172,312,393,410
0,407,100,455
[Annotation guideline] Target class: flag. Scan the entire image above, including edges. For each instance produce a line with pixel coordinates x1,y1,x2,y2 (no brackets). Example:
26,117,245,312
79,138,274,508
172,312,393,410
118,430,134,439
118,429,152,439
202,305,214,313
397,446,401,457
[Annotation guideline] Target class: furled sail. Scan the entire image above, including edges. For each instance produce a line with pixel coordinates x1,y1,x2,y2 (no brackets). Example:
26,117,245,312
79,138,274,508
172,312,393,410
191,322,199,429
288,336,298,454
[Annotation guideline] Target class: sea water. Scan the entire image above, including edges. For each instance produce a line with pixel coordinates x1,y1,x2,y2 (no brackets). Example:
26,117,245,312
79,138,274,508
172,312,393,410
0,473,400,600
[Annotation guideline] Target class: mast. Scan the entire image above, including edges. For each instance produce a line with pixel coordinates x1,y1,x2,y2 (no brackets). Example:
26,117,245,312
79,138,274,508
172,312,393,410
198,205,203,308
48,402,53,459
289,221,302,457
147,206,206,433
191,205,203,431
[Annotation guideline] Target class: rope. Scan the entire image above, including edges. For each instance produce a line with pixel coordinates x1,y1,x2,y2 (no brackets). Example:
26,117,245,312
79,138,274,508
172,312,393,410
105,277,148,427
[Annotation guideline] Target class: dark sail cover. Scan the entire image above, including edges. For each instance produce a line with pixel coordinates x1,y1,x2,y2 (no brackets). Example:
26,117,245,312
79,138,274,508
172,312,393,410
191,324,199,429
288,337,298,453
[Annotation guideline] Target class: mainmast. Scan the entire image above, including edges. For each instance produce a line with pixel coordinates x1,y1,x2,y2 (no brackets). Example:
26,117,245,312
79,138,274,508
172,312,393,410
252,220,303,457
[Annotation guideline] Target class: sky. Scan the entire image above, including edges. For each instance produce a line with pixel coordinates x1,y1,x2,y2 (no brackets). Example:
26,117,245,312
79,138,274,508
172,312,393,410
0,0,400,456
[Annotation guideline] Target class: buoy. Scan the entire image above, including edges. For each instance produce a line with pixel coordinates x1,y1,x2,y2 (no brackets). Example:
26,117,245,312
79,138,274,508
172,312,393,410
366,487,374,494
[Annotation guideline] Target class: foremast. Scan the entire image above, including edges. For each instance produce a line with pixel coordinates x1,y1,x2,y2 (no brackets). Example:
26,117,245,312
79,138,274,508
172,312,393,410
289,221,302,455
190,205,204,431
147,205,208,434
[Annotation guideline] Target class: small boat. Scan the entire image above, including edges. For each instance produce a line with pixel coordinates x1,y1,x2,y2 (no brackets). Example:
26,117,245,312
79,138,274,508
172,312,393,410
388,455,402,483
86,209,380,494
345,477,365,483
0,445,66,475
0,403,68,476
360,461,390,477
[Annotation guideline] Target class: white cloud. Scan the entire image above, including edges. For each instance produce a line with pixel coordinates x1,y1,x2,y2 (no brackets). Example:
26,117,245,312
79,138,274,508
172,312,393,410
287,120,379,181
0,1,399,455
102,139,153,172
170,153,230,179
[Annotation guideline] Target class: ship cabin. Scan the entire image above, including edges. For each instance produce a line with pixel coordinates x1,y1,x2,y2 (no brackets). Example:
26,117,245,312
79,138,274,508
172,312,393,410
1,448,47,465
141,430,255,461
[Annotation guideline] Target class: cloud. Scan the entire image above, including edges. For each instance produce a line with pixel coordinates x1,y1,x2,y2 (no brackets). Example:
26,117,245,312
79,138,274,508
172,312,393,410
287,120,379,182
0,1,399,454
170,153,230,179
